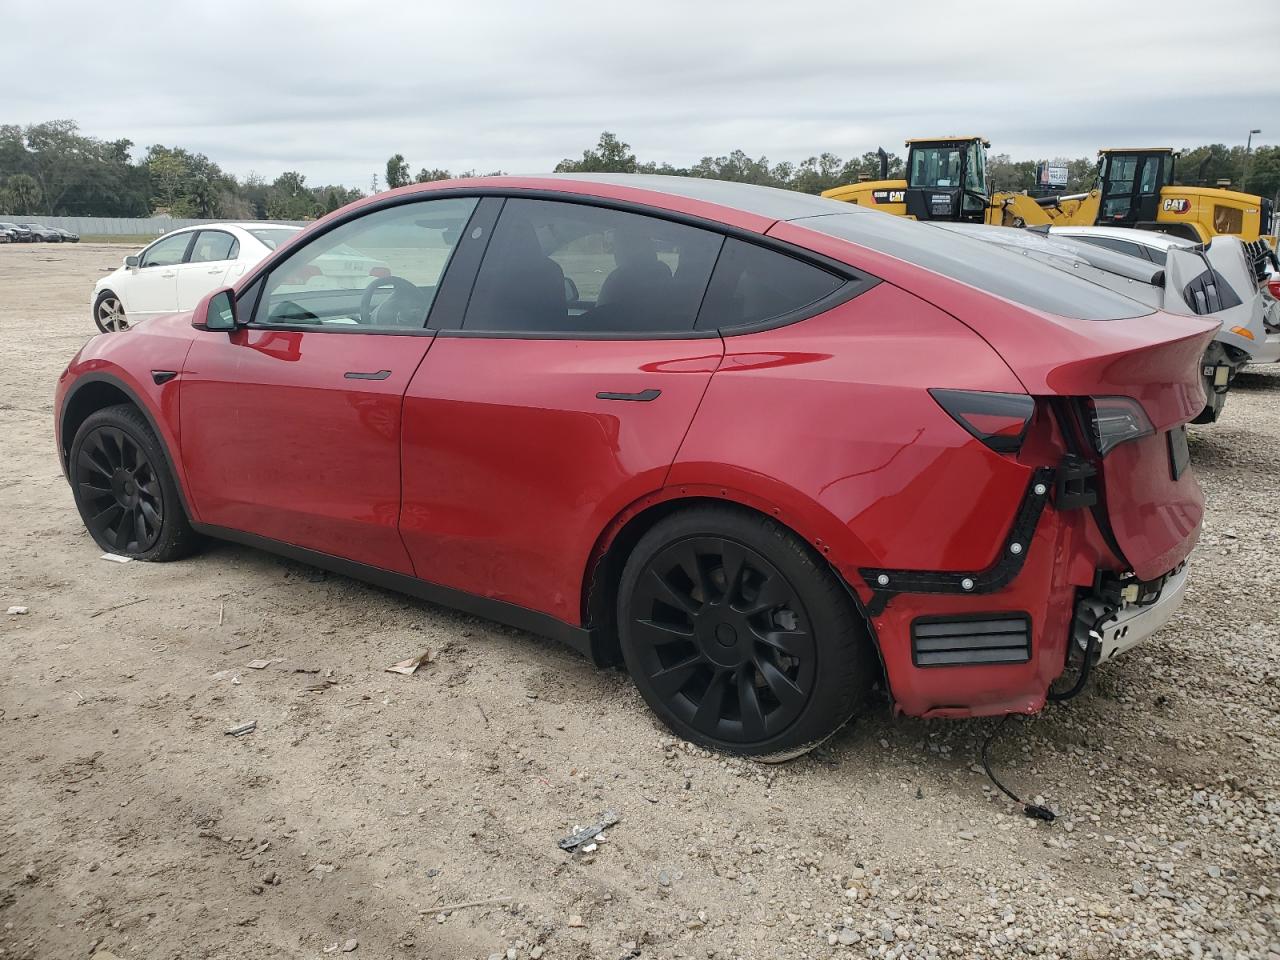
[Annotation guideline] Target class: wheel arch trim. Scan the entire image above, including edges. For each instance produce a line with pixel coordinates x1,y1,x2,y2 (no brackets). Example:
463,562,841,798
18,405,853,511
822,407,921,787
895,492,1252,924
59,371,200,524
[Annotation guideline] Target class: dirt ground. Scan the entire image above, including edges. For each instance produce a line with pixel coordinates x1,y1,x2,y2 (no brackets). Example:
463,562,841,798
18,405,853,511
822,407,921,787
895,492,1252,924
1,243,1277,960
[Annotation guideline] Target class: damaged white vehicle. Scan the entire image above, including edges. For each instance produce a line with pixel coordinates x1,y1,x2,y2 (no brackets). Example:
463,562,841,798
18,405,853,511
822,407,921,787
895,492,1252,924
940,223,1280,423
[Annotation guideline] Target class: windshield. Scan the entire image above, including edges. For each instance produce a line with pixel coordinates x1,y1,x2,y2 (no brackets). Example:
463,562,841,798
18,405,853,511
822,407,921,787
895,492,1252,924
909,146,964,189
248,227,302,250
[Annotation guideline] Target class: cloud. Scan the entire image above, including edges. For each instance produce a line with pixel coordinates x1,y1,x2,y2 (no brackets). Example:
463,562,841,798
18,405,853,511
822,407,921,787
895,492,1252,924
4,0,1276,187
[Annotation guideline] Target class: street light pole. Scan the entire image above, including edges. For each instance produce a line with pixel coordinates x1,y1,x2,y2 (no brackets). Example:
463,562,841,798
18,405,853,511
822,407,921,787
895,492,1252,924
1242,128,1261,193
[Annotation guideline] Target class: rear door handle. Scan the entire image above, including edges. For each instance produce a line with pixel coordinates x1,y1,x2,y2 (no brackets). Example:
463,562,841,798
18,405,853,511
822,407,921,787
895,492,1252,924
596,388,661,402
345,369,392,380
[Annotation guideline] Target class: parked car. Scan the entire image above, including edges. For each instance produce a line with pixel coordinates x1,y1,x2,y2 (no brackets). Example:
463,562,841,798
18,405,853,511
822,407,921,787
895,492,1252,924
55,228,80,243
938,224,1278,422
1049,225,1280,412
90,222,386,332
56,175,1215,757
0,226,11,243
0,221,33,242
22,222,63,242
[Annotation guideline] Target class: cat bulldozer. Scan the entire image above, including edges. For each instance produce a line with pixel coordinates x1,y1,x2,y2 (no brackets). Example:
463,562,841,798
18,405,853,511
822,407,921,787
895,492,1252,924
822,137,1277,255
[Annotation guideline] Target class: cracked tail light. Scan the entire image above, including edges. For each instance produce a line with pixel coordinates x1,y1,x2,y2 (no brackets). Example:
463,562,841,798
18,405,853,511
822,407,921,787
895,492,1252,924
930,389,1035,454
1086,397,1154,456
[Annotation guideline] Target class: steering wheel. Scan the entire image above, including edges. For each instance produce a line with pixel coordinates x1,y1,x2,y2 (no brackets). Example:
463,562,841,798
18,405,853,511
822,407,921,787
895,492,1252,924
359,275,425,326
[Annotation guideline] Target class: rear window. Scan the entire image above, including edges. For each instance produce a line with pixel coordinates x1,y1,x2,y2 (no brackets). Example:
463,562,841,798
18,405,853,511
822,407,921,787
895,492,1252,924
794,211,1154,321
249,228,301,250
696,239,845,330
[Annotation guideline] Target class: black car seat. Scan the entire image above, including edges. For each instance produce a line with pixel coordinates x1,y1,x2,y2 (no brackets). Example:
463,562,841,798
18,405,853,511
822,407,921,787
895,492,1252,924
467,216,567,331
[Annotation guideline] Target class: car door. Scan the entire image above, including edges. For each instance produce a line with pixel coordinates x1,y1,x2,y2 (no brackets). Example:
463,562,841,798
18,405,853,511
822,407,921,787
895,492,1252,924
400,197,726,624
180,196,480,574
125,231,194,317
176,229,240,309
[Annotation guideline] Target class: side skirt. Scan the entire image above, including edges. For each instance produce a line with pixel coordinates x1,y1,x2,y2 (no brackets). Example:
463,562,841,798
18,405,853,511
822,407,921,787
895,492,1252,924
192,523,605,665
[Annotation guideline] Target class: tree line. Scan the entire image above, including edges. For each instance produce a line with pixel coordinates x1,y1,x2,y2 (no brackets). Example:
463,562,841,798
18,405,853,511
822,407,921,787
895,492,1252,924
3,122,1277,221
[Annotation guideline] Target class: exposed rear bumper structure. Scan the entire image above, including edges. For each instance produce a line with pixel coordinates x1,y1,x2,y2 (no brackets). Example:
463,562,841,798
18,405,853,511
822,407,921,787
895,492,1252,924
1073,563,1191,666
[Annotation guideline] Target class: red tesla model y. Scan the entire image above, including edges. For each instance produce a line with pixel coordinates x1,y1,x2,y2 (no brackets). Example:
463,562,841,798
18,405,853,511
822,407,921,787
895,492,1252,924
56,175,1214,758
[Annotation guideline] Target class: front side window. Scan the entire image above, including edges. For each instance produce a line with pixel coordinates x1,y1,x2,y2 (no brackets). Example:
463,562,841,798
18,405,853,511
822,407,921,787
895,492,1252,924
189,230,239,263
140,232,193,268
696,239,845,331
252,197,478,331
463,199,723,335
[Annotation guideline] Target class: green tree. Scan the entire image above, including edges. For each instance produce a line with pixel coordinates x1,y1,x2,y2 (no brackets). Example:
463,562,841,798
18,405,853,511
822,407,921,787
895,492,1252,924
386,153,410,189
267,171,318,220
415,167,453,183
4,173,42,214
556,132,638,173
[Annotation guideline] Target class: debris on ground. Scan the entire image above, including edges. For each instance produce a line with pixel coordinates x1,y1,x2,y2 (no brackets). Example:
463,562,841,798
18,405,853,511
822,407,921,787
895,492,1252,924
385,649,434,675
558,810,621,851
224,721,257,737
7,605,28,615
246,658,284,670
89,597,147,618
431,896,513,914
100,553,133,563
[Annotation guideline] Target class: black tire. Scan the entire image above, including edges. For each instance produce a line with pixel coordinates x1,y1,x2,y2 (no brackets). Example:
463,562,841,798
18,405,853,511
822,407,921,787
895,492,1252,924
617,506,874,760
94,290,128,332
69,404,198,562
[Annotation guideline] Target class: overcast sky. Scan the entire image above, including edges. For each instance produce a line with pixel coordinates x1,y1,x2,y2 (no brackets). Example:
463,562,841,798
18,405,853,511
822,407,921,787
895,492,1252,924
5,0,1277,189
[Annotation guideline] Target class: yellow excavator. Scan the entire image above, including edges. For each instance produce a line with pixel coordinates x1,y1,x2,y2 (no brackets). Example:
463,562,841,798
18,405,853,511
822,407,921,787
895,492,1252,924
821,137,1277,250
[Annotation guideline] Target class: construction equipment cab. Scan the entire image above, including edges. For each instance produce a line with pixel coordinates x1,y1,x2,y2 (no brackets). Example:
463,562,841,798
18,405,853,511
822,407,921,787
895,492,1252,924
822,137,991,222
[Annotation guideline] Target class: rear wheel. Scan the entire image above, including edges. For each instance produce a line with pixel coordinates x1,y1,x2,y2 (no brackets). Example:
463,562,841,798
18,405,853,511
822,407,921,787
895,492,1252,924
94,291,128,332
70,404,197,561
618,506,874,760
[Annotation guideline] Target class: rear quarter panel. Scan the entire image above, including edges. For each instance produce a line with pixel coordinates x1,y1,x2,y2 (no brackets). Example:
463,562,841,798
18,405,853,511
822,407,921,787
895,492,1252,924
669,282,1035,590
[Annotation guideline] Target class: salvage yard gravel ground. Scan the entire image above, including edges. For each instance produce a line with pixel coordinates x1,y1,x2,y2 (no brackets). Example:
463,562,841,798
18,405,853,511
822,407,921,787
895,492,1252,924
1,242,1277,959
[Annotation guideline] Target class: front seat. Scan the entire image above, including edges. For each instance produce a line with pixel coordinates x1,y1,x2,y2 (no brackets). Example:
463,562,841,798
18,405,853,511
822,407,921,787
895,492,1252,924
595,228,672,330
467,217,566,331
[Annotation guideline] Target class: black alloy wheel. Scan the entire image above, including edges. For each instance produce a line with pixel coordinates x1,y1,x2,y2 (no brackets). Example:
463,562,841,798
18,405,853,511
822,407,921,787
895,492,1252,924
75,424,165,554
69,404,197,561
619,507,873,758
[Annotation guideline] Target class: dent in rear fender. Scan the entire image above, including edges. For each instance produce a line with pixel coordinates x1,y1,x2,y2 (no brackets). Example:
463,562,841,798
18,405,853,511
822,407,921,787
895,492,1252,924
669,285,1036,583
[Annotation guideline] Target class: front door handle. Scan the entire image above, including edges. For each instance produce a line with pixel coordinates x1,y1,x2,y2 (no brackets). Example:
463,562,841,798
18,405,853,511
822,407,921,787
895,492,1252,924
596,388,661,402
345,369,392,380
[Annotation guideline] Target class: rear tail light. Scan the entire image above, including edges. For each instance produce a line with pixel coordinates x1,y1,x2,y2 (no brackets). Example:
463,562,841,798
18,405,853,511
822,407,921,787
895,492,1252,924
930,389,1035,454
369,266,391,278
1266,277,1280,299
1086,396,1154,456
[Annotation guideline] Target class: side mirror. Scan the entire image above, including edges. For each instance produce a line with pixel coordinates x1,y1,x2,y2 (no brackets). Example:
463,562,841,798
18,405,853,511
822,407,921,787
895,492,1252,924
124,255,140,269
193,287,238,332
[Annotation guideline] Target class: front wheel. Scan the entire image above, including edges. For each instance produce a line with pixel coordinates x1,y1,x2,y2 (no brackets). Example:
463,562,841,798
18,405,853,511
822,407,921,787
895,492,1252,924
617,506,874,760
70,404,198,561
94,290,128,332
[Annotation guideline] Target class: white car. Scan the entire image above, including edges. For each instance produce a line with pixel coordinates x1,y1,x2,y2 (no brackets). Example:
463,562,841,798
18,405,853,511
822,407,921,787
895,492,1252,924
1050,225,1280,368
91,224,395,333
941,222,1278,422
92,223,301,332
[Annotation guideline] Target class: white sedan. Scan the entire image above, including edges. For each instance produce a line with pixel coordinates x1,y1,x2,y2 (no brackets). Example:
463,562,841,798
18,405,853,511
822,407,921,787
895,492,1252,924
92,223,300,332
91,223,395,332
